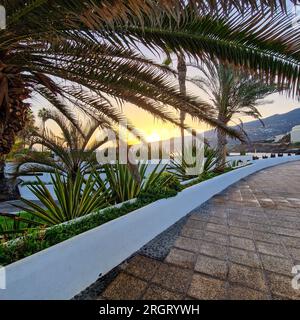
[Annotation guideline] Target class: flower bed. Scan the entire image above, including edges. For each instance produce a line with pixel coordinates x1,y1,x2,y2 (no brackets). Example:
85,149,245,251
0,188,177,266
0,157,286,266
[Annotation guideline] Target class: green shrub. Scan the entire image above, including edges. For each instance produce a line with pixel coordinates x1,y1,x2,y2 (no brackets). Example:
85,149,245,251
200,171,218,181
138,186,178,203
155,172,182,192
0,211,44,241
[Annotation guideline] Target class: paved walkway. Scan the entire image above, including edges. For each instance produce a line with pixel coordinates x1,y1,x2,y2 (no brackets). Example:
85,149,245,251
97,162,300,300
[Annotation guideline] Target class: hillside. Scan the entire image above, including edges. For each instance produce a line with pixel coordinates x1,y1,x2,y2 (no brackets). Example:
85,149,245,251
205,108,300,145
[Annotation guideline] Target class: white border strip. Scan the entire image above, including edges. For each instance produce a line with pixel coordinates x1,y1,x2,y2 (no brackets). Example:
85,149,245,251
0,156,299,300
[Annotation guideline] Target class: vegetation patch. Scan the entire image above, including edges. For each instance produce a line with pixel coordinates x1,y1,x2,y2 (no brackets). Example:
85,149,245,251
0,187,177,266
0,163,243,266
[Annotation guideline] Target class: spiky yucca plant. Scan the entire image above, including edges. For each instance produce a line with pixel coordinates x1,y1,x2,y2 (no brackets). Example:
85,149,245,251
94,162,171,204
14,171,109,226
14,109,107,179
168,145,219,181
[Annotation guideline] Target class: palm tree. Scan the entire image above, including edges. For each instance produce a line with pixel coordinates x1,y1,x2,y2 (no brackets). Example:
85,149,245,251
0,1,300,160
192,60,278,170
163,52,187,155
14,110,107,180
0,109,36,201
37,108,50,152
177,53,187,157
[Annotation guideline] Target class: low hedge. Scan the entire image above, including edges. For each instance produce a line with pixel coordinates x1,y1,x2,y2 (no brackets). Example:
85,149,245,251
0,187,177,266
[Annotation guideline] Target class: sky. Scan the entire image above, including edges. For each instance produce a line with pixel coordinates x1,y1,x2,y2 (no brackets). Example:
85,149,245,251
98,58,300,142
31,71,300,145
121,92,299,144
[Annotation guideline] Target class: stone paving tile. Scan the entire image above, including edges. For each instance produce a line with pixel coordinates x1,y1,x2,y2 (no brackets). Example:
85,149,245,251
199,241,228,260
228,263,268,292
185,219,207,230
229,236,256,251
151,264,193,293
124,255,161,281
213,212,228,219
181,226,205,240
189,213,210,221
272,226,300,238
279,235,300,248
249,222,274,233
187,274,227,300
256,241,289,258
268,219,300,229
253,231,281,244
102,273,148,300
267,272,300,300
203,231,229,245
194,255,228,280
228,219,250,229
174,236,202,253
142,285,183,300
228,226,254,239
165,248,196,269
205,223,229,235
286,246,300,260
228,214,249,223
228,247,261,268
260,254,294,276
208,216,227,225
227,284,270,300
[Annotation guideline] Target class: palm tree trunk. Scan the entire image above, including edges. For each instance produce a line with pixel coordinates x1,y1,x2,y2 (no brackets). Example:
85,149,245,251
42,122,45,152
0,157,5,180
0,156,8,201
177,53,186,157
0,156,20,201
216,115,228,172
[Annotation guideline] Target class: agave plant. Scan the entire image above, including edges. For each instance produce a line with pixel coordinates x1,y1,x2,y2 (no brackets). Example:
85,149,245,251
13,171,109,226
202,147,220,175
168,145,219,181
94,162,172,204
13,109,108,180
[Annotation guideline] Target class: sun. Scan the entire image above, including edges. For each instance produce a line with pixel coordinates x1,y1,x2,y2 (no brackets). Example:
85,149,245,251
146,131,161,143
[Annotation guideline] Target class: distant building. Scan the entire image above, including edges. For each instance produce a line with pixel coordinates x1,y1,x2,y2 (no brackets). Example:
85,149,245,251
274,134,285,142
291,125,300,143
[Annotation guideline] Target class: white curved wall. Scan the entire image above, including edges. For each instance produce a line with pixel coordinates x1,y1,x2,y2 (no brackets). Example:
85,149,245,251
291,127,300,143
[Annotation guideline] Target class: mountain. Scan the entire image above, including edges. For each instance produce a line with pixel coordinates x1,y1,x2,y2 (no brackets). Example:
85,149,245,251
204,108,300,145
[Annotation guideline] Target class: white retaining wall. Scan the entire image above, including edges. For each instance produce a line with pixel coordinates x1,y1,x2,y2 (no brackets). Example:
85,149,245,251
15,155,253,200
0,156,299,300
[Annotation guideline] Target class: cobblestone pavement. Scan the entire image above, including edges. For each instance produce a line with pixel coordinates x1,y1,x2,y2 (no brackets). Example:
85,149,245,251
97,162,300,300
